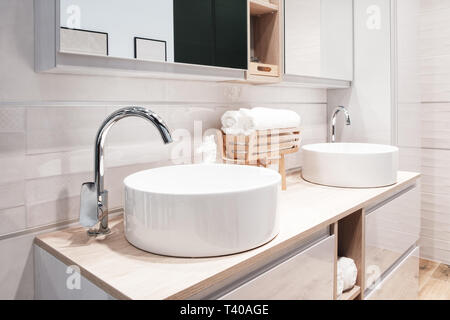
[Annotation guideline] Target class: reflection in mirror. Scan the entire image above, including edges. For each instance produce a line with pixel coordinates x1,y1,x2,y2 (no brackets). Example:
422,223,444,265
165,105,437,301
285,0,353,81
60,0,174,62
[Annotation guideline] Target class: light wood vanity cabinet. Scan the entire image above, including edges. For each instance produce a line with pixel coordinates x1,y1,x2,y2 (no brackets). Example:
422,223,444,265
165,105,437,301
364,185,421,291
365,247,419,300
219,235,335,300
33,172,421,300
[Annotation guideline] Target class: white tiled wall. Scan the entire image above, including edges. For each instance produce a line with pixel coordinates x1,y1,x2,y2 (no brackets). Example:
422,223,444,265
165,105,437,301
0,0,327,299
397,0,450,264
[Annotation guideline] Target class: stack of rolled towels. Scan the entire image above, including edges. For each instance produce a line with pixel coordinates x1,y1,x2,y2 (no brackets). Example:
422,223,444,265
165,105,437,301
221,107,301,135
337,257,358,296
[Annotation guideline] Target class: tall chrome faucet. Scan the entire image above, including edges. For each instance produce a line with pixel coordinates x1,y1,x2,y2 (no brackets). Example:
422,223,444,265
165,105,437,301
330,106,351,143
80,107,173,236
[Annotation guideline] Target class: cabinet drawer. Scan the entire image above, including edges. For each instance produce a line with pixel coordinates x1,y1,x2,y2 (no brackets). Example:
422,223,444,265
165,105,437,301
248,62,279,77
220,235,335,300
365,247,419,300
365,185,420,288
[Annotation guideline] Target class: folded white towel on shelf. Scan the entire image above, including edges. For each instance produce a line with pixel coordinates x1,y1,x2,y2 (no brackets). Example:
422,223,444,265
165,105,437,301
337,257,358,296
221,107,301,135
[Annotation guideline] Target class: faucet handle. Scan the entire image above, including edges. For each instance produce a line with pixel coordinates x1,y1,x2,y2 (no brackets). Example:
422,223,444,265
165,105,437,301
79,182,99,227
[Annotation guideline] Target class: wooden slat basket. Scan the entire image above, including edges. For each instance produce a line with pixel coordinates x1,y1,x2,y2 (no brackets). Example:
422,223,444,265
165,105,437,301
218,127,301,190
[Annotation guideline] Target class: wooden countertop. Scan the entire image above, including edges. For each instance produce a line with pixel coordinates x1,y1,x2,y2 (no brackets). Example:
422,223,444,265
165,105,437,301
35,171,420,300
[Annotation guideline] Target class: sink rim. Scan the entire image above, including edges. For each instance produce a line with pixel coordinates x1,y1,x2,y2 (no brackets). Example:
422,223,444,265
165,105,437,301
123,163,281,196
301,143,399,188
302,142,399,155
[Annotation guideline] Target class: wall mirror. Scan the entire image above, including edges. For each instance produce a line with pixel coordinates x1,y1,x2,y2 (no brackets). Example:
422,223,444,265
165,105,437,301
59,0,248,70
284,0,353,81
35,0,352,86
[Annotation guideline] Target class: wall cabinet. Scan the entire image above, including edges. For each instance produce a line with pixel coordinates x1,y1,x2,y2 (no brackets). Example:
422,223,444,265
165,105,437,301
284,0,353,81
247,0,282,82
173,0,248,69
36,0,352,87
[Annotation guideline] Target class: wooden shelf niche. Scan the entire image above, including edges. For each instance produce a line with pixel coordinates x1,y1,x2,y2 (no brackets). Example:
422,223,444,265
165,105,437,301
247,0,282,83
336,210,365,300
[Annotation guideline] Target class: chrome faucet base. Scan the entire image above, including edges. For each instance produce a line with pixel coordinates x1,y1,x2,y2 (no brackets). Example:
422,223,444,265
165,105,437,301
87,213,110,236
87,226,111,237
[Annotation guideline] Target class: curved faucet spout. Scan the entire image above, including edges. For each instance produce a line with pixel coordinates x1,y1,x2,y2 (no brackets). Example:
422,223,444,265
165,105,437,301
94,107,172,196
81,106,173,236
330,106,351,143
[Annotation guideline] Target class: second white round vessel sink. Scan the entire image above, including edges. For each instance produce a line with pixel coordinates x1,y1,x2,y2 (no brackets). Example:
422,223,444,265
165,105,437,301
302,143,399,188
123,164,281,258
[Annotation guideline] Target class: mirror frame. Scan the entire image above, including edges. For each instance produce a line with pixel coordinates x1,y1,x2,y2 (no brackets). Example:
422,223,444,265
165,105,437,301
34,0,351,87
35,0,246,81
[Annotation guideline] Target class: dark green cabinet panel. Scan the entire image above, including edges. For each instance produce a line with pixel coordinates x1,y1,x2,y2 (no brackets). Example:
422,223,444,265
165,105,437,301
214,0,248,69
174,0,247,69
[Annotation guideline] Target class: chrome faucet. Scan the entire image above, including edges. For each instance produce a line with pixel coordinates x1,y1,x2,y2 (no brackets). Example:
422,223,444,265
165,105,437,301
330,106,351,143
80,107,173,236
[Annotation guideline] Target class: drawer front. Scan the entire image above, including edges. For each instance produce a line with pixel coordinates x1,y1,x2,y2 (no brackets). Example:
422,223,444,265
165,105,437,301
365,185,420,289
365,247,419,300
248,62,280,77
220,235,335,300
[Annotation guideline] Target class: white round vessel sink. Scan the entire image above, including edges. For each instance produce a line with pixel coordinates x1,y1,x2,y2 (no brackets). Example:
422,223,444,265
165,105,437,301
123,164,281,257
302,143,399,188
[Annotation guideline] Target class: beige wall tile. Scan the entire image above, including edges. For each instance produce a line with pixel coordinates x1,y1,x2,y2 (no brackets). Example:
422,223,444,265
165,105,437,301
420,0,450,12
0,108,25,132
25,149,92,180
0,206,26,236
25,172,91,207
26,196,80,229
421,237,450,265
398,104,422,148
26,107,106,154
0,181,25,210
419,7,450,58
0,156,25,184
422,192,450,243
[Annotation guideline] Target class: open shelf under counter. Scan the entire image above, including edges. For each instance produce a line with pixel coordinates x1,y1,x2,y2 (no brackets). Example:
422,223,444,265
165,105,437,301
250,0,279,15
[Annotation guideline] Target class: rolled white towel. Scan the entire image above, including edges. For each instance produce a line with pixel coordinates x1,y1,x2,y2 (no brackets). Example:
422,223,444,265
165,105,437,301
247,107,301,131
236,108,255,131
221,110,241,128
337,257,358,293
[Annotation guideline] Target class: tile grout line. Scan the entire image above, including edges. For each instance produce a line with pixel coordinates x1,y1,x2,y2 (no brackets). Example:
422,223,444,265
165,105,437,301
0,209,123,242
